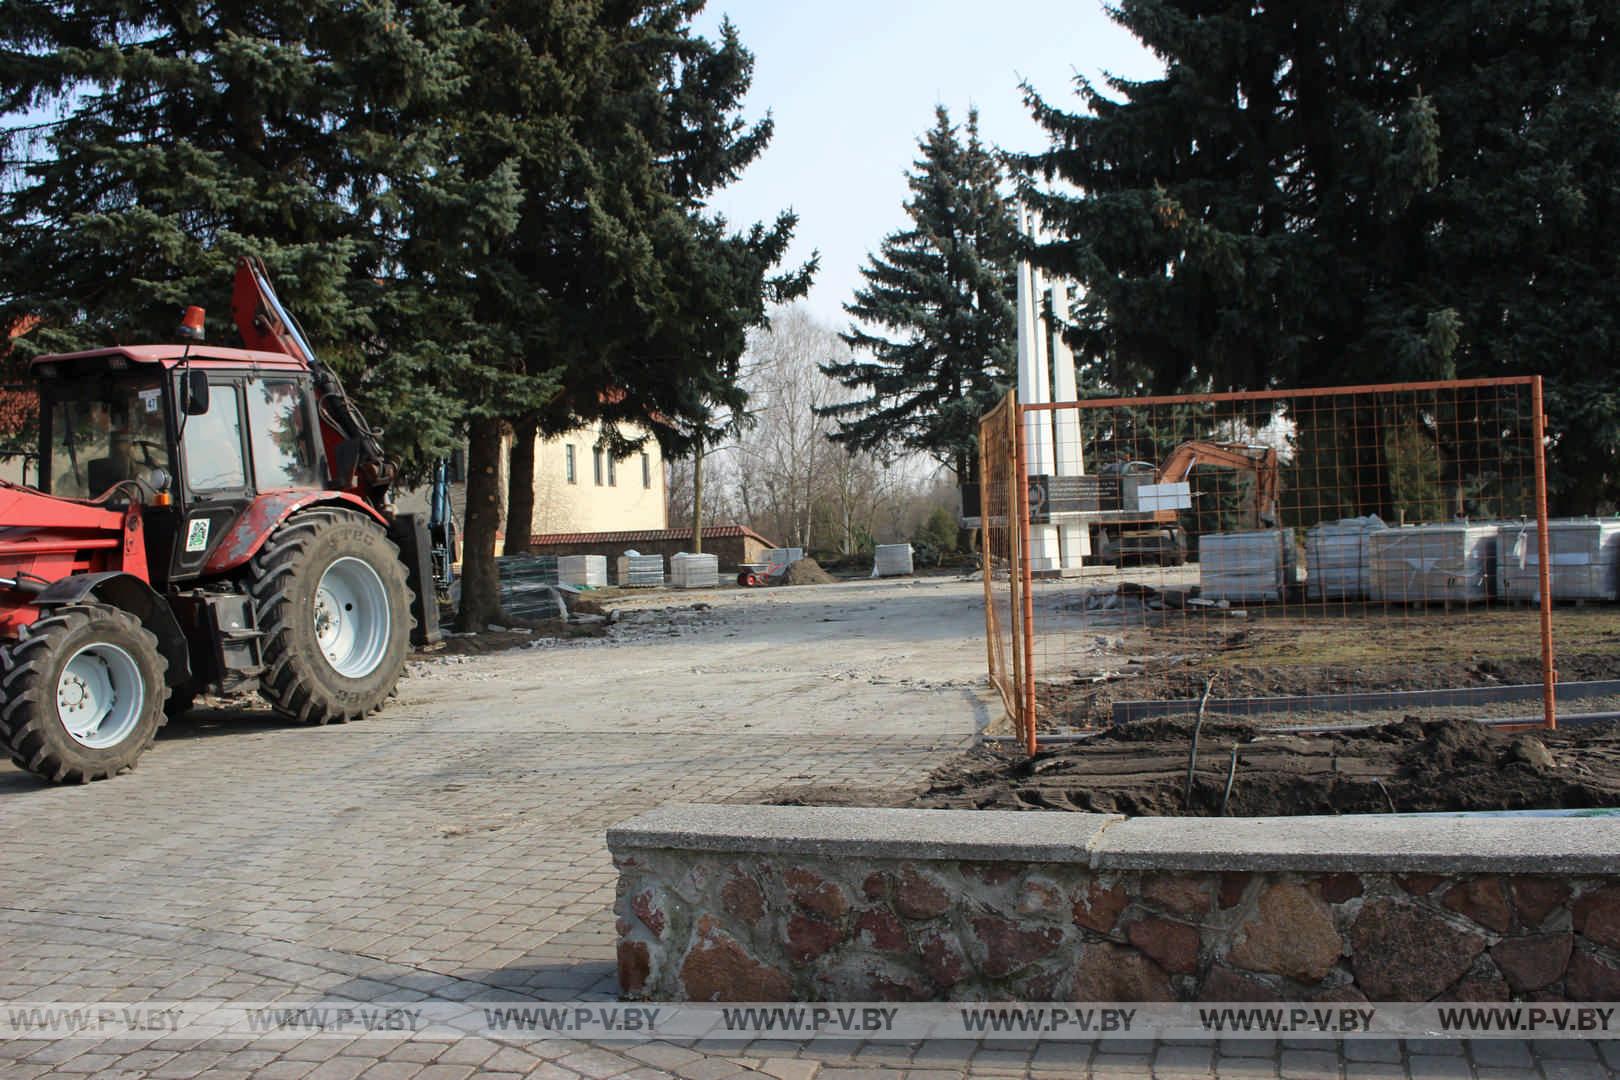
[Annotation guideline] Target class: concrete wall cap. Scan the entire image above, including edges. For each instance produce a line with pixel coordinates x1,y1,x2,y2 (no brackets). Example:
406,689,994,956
1088,814,1620,873
607,804,1123,862
610,805,1620,874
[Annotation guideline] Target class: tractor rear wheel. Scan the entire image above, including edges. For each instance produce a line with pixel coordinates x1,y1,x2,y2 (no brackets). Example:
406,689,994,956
0,603,169,782
250,509,412,723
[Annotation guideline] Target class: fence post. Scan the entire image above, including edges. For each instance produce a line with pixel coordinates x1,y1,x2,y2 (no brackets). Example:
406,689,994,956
1531,375,1558,730
979,416,997,679
1012,396,1038,754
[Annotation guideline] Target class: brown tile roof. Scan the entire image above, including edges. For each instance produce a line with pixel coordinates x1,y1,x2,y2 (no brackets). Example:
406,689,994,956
530,524,778,547
0,388,36,439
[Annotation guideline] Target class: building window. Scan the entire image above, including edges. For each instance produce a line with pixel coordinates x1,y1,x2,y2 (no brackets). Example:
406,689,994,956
593,446,603,486
565,444,577,484
641,452,651,489
607,453,617,487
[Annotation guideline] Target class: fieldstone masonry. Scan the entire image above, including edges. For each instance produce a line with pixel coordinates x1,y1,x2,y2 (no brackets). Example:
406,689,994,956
609,804,1620,1003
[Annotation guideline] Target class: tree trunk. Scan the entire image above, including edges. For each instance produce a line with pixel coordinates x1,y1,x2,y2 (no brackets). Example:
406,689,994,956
457,416,505,631
504,415,538,555
692,440,704,554
955,448,977,553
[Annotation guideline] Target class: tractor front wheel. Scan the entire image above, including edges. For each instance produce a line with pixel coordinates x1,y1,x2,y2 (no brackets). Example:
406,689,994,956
250,509,412,723
0,604,169,782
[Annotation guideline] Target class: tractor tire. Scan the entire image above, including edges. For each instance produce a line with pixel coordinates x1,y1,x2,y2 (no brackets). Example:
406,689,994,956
0,603,170,783
250,508,412,724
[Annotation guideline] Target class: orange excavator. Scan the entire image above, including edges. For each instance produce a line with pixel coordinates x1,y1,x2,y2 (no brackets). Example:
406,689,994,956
1093,440,1281,565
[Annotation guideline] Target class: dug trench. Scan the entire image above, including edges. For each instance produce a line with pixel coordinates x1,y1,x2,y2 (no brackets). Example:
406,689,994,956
770,715,1620,816
769,605,1620,817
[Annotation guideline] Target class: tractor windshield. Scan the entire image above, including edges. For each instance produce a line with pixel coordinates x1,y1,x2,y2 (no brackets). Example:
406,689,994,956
43,374,171,499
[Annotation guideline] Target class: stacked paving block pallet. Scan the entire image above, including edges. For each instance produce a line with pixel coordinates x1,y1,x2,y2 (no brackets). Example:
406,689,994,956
873,543,915,577
1498,519,1620,602
1199,529,1300,603
669,552,719,589
1369,524,1496,604
1305,517,1385,601
558,554,607,588
616,551,665,588
495,554,564,619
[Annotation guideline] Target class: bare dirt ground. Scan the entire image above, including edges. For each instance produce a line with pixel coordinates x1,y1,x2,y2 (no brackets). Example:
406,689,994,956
903,716,1620,816
1019,571,1620,731
769,569,1620,817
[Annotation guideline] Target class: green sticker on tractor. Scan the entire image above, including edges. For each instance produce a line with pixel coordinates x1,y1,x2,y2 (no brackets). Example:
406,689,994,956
185,517,211,553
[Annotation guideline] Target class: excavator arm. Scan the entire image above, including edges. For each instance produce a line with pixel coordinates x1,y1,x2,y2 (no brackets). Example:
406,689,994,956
1158,441,1281,524
230,257,396,511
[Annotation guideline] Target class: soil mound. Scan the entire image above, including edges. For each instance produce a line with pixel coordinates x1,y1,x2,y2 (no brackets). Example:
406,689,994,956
782,557,835,585
768,717,1620,817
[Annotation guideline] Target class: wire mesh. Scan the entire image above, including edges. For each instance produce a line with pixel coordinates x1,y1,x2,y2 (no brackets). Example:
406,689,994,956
978,391,1029,749
986,378,1572,750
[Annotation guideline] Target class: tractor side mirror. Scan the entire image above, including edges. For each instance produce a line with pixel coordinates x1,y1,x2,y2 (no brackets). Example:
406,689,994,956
182,370,211,415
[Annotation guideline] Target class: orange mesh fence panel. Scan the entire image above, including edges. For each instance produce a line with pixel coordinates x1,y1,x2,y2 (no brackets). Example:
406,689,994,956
1003,377,1565,752
978,391,1028,743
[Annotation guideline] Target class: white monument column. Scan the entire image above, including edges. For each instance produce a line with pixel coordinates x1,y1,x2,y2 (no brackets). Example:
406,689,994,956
1047,278,1090,567
1016,205,1060,571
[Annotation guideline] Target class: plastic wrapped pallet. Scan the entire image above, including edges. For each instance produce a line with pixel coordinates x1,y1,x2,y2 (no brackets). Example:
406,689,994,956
615,550,665,588
1497,519,1620,602
496,553,558,583
872,543,915,577
1199,529,1300,603
669,552,719,589
1305,516,1385,601
1369,524,1497,604
496,554,562,618
557,554,607,588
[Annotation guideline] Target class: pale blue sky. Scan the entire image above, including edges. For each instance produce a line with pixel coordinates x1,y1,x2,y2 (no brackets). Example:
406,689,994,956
693,1,1163,328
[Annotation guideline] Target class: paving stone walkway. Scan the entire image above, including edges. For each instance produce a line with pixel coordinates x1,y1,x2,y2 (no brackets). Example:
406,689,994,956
0,579,1611,1078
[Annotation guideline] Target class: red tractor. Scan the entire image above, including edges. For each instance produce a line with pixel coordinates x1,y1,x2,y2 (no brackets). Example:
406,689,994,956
0,258,440,783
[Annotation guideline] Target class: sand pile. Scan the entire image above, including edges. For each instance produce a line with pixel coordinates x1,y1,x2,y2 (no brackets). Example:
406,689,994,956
783,557,835,585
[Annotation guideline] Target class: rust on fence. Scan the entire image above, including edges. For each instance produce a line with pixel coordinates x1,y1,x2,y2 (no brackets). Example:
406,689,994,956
980,377,1564,751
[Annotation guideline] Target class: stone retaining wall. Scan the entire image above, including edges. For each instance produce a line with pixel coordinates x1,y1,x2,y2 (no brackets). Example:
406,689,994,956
607,806,1620,1002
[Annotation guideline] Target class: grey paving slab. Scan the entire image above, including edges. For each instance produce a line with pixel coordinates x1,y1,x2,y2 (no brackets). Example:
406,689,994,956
1468,1042,1534,1069
1539,1060,1613,1080
1341,1041,1402,1064
1278,1048,1340,1079
1407,1055,1472,1079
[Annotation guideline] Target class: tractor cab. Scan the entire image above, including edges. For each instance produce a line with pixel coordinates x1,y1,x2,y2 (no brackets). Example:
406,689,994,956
0,257,434,785
31,345,325,589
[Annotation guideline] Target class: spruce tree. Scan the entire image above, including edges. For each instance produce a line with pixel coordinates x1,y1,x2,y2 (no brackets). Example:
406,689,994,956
0,0,471,468
821,107,1019,483
1019,0,1620,511
439,3,810,627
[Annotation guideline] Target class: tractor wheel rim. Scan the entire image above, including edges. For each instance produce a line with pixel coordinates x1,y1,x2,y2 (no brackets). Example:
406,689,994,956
57,643,144,749
314,556,391,679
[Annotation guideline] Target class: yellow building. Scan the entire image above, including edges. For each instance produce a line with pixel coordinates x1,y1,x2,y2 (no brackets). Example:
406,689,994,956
522,420,667,537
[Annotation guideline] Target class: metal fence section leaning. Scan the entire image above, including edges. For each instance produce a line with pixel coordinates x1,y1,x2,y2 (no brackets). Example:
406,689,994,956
981,377,1566,753
976,391,1031,751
